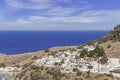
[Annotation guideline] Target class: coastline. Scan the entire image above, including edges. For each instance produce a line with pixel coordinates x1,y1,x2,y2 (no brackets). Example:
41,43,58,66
0,46,78,56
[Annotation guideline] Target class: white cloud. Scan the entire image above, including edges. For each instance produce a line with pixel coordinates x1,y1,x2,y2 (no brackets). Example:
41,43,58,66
1,10,118,25
5,0,89,10
19,16,102,24
30,0,51,3
45,7,75,16
1,10,120,30
5,0,52,10
4,0,90,19
81,10,120,22
2,0,120,30
21,10,120,23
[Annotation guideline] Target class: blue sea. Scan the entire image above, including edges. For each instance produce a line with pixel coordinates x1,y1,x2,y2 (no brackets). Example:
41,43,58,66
0,31,108,54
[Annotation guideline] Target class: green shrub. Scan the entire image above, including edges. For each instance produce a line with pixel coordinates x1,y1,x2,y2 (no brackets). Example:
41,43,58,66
76,71,82,76
30,65,40,71
80,49,88,57
73,68,78,72
30,71,41,80
100,55,108,64
110,69,120,73
0,63,6,67
54,62,59,65
107,45,111,48
31,56,38,60
87,65,93,69
44,49,50,52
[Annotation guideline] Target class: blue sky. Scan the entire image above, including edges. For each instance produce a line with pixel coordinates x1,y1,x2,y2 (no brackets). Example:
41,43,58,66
0,0,120,30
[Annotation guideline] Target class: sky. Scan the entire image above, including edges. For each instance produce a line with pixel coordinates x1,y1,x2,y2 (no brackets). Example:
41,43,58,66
0,0,120,30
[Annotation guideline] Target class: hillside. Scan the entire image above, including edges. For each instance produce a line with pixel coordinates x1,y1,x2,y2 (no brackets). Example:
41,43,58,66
99,41,120,58
98,24,120,43
97,24,120,58
84,24,120,58
1,25,120,80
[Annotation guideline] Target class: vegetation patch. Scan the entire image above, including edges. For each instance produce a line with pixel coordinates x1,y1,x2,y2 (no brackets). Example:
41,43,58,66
110,69,120,73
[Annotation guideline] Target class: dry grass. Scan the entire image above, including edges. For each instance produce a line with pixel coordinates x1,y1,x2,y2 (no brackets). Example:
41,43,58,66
99,41,120,58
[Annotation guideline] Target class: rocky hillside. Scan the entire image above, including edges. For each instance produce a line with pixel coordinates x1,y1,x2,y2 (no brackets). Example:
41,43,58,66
99,41,120,58
14,65,119,80
98,24,120,43
94,24,120,58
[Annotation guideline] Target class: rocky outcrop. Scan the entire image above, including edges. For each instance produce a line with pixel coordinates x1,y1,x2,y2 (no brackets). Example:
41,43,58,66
97,24,120,43
114,24,120,31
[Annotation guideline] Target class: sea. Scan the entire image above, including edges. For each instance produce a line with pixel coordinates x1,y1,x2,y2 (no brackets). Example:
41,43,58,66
0,31,108,55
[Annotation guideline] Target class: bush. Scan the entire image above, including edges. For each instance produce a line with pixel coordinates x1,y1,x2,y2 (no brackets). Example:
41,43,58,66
15,64,20,68
54,62,59,65
22,63,31,68
18,70,27,79
107,45,111,48
31,56,38,60
86,71,91,78
30,65,40,71
77,46,83,49
44,49,50,52
100,55,108,64
30,71,41,80
81,46,106,58
94,46,106,57
50,51,57,56
73,68,78,72
88,65,93,69
51,69,61,80
0,63,6,67
80,49,88,57
76,71,82,76
88,51,95,57
110,69,120,73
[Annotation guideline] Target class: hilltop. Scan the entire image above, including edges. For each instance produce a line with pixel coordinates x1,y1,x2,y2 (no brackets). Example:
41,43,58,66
98,24,120,43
